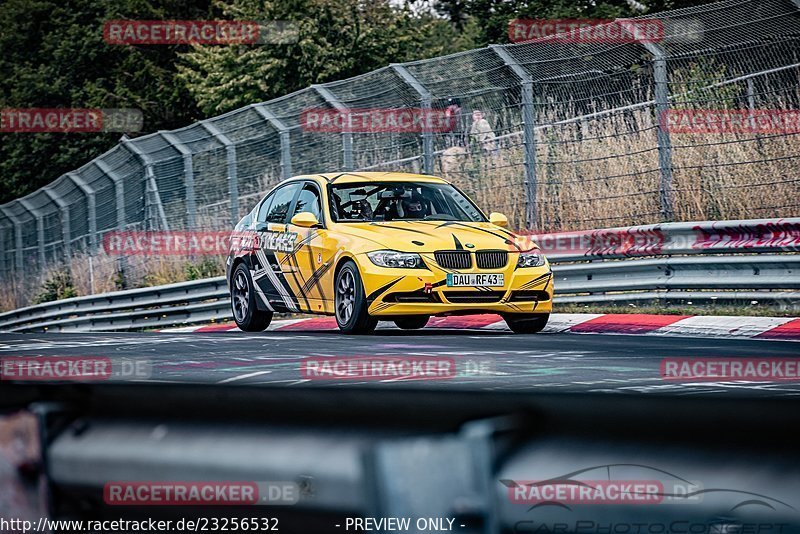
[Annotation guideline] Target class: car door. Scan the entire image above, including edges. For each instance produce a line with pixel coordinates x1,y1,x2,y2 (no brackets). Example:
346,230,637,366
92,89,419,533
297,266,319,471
253,181,302,312
284,181,334,314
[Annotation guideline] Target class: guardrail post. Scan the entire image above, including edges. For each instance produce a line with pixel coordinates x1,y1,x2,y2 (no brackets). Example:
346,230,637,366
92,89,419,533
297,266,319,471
67,173,97,254
200,121,239,224
0,206,24,272
18,198,46,270
160,132,196,228
490,45,537,229
390,64,434,175
123,139,171,231
313,85,354,171
94,159,126,230
43,185,71,262
252,104,293,180
619,24,675,222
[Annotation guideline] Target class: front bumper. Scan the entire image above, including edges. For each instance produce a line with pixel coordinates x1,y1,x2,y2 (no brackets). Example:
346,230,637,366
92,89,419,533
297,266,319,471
357,252,553,317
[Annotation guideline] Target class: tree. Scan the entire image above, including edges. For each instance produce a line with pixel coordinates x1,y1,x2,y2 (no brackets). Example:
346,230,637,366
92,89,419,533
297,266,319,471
0,0,211,204
176,0,477,116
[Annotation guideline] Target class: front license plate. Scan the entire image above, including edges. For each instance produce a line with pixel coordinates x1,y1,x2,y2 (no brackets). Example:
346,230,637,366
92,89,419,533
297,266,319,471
446,273,505,287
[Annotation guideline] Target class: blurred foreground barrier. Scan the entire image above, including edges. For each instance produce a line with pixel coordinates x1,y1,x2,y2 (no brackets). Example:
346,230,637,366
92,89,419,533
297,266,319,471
0,218,797,332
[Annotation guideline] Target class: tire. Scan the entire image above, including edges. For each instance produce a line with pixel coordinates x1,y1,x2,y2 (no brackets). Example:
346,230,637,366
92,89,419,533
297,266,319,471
231,264,273,332
335,261,378,334
394,316,430,330
504,313,549,334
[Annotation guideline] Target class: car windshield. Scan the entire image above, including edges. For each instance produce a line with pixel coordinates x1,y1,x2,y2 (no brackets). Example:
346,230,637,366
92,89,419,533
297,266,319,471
329,182,485,223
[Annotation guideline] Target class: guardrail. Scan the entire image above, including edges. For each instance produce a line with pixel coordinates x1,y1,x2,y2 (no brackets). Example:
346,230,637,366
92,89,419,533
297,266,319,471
0,218,797,333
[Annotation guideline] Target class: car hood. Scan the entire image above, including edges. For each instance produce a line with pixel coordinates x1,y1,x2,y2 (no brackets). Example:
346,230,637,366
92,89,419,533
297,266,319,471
333,221,533,253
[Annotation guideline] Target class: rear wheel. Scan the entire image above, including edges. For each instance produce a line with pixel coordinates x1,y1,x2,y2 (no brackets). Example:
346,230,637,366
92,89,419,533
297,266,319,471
504,313,549,334
335,261,378,334
231,264,273,332
394,316,430,330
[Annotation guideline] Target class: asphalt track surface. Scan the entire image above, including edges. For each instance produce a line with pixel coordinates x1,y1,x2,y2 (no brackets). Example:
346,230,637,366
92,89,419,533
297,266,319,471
1,328,799,397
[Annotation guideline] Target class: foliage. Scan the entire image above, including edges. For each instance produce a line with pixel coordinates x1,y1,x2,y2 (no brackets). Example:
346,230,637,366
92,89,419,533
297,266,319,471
32,269,78,304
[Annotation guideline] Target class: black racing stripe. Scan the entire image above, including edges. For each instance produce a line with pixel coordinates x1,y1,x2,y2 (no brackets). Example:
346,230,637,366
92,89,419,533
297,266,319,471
431,278,448,288
263,249,302,311
302,259,334,295
367,277,403,303
452,234,464,250
328,173,349,183
520,272,552,290
369,223,436,237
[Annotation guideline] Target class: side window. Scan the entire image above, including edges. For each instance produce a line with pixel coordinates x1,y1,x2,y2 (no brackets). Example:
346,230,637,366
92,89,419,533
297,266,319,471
292,184,322,222
264,183,301,223
256,192,276,223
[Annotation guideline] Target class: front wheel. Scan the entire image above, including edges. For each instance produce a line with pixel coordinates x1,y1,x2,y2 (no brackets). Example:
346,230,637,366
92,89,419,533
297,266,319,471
231,264,273,332
335,261,378,334
394,316,430,330
503,313,549,334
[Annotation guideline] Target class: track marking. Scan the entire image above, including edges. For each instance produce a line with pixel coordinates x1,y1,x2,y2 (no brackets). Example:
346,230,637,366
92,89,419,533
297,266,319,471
217,370,273,384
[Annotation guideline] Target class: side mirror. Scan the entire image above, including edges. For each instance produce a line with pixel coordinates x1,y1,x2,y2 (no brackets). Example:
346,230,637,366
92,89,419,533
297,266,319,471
489,212,508,228
291,211,321,228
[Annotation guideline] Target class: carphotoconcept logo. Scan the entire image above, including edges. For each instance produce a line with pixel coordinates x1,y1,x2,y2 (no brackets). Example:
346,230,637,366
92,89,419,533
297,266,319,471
1,108,142,133
300,108,456,133
103,20,299,45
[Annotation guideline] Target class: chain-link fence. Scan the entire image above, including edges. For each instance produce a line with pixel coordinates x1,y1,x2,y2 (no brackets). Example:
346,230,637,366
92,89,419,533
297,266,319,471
1,0,799,300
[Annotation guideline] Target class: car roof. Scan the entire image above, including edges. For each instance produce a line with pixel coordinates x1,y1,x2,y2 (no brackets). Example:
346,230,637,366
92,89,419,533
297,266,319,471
286,172,450,186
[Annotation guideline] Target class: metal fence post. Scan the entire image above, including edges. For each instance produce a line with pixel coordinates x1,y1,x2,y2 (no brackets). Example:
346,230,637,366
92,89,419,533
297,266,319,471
313,85,354,171
253,104,294,180
491,45,537,229
390,64,434,175
94,160,126,230
200,121,239,225
160,132,196,228
0,206,24,272
123,139,171,231
67,173,97,255
18,198,45,270
43,185,71,261
620,24,675,222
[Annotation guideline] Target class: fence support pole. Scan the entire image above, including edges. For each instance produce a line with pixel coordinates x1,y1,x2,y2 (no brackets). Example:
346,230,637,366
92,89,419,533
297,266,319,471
123,140,171,231
160,132,196,228
67,173,97,255
491,45,537,229
18,199,45,270
94,160,126,230
253,104,293,180
43,185,71,262
0,206,24,272
622,27,675,222
391,64,434,175
200,122,239,225
313,85,354,171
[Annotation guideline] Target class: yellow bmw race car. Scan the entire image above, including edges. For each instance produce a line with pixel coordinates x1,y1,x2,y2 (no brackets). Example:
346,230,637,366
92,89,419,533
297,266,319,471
226,172,553,334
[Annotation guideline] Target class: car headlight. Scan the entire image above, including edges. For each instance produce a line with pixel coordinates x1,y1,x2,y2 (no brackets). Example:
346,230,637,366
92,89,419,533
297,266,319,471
517,250,546,268
367,250,424,269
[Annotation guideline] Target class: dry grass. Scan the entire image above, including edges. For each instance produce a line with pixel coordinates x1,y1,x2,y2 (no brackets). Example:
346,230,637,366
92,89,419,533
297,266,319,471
438,107,799,231
0,252,226,312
